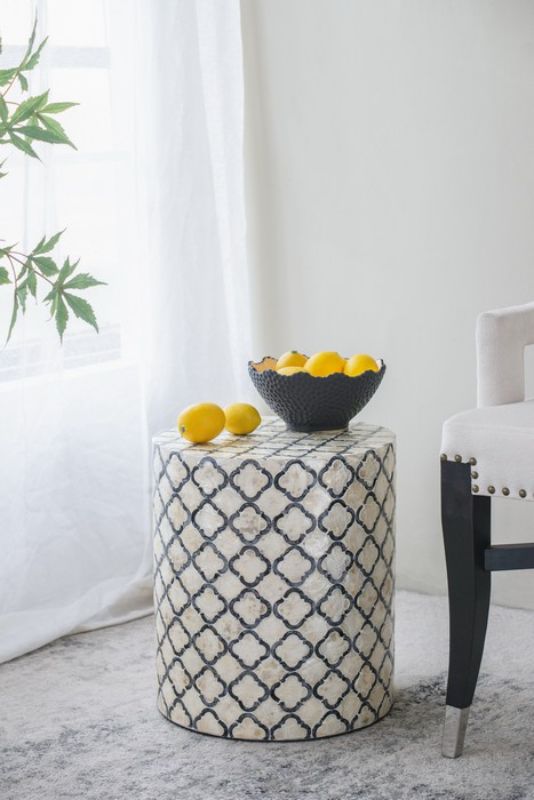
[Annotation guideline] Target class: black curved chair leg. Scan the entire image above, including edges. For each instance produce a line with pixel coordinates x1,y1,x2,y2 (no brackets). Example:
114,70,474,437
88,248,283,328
441,459,491,758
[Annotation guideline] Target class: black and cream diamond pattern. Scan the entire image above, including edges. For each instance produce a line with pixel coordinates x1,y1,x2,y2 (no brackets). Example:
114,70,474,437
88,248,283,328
153,417,395,741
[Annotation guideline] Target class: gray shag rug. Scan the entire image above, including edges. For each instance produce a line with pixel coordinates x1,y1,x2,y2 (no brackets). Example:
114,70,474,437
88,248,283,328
2,590,534,800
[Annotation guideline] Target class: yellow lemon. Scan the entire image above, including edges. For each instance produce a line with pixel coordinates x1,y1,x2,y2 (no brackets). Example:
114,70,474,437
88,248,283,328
304,351,346,377
276,350,307,370
224,403,261,435
177,403,225,443
277,366,305,375
344,354,380,376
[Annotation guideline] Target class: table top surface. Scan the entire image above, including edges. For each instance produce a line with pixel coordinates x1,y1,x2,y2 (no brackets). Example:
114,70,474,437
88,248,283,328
154,416,394,461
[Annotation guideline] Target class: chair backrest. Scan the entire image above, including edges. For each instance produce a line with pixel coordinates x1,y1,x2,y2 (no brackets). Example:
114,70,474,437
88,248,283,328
477,301,534,407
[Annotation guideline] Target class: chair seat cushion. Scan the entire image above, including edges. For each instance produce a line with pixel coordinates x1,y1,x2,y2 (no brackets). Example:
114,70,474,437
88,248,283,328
441,399,534,499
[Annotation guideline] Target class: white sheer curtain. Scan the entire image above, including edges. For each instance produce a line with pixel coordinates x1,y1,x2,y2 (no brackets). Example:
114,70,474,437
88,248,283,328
0,0,251,663
139,0,253,433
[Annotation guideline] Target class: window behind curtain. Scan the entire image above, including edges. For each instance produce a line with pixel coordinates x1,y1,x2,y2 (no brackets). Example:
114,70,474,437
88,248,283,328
0,0,137,381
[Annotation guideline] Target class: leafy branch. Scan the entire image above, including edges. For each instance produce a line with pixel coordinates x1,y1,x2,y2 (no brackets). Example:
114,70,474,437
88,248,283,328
0,18,105,342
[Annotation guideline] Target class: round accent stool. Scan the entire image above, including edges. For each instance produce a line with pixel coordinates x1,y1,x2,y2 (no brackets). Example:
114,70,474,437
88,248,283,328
153,417,395,741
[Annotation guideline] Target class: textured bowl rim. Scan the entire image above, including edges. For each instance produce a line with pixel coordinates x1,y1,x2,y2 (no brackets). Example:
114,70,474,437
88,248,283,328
248,355,386,379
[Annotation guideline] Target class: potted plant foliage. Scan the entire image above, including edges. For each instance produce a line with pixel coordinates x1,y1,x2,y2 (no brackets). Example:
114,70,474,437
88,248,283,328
0,19,104,342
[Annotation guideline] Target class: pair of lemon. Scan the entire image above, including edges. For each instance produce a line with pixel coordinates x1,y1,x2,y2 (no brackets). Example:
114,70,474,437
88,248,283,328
178,402,261,444
276,350,379,377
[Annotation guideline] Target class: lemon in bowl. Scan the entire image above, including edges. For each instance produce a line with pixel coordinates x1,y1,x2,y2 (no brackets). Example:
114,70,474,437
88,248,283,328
304,351,346,377
276,350,307,370
345,354,380,377
278,365,306,376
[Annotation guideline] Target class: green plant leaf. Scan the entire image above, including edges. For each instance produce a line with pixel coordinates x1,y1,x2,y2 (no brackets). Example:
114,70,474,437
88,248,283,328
43,285,57,304
16,259,29,281
9,131,39,159
18,73,29,92
37,115,76,149
16,123,70,146
32,255,58,276
16,281,28,312
10,91,49,125
23,18,38,63
42,102,78,114
0,96,7,123
34,229,65,255
23,37,48,72
55,295,68,339
0,68,17,87
64,273,106,290
33,235,46,253
48,291,57,315
64,293,99,332
57,258,77,283
6,296,18,343
0,266,10,285
27,270,37,297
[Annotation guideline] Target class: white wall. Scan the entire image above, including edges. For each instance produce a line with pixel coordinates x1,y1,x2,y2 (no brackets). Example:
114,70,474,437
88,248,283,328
242,0,534,608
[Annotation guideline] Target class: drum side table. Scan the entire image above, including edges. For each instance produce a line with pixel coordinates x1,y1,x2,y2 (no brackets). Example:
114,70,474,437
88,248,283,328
153,417,395,741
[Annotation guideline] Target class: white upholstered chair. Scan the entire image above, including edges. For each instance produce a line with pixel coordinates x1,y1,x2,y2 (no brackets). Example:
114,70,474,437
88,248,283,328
440,302,534,758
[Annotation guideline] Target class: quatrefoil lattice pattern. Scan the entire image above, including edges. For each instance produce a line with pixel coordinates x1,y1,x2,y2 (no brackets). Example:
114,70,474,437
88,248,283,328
153,418,395,740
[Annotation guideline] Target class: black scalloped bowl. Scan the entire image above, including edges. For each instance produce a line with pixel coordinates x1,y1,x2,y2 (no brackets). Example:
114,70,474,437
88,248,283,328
248,356,386,432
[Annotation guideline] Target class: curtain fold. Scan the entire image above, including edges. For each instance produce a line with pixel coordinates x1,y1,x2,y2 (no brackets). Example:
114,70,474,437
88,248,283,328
138,0,253,437
0,0,250,663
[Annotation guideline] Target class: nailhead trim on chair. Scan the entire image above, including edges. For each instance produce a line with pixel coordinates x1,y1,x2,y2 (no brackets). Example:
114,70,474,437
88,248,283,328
440,455,531,499
440,454,478,465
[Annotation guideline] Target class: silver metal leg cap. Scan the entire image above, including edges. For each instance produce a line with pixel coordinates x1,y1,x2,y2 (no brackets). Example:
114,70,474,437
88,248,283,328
441,705,470,758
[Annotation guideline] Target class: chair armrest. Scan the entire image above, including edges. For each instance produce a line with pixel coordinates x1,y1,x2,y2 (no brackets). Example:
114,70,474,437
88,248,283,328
477,302,534,407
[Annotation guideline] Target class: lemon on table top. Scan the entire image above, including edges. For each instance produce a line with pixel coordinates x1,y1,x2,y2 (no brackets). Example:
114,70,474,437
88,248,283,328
178,403,225,443
276,350,307,370
277,366,305,376
304,351,346,377
225,403,261,435
344,354,380,376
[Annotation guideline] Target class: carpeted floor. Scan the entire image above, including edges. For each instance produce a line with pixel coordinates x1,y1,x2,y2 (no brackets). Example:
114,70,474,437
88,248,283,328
1,590,534,800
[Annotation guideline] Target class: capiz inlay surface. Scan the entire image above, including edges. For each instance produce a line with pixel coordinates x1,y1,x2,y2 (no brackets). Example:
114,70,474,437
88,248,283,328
153,417,395,741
